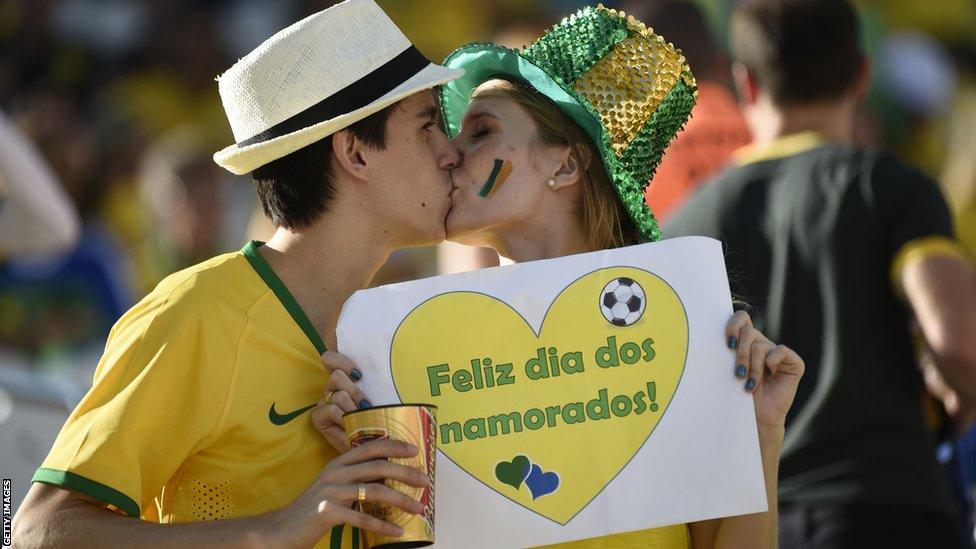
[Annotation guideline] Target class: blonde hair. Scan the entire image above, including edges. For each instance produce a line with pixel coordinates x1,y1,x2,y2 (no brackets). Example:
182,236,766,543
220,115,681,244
471,79,641,251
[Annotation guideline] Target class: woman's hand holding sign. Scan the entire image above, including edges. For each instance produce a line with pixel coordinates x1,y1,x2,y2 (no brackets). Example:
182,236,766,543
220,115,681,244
313,350,373,453
696,311,805,549
725,310,805,430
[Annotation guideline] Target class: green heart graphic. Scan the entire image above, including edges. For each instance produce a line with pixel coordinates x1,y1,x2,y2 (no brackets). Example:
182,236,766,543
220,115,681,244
495,455,531,490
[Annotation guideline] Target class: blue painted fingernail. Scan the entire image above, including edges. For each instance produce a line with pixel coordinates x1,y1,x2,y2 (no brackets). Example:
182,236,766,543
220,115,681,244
735,365,747,379
358,399,372,409
745,378,756,391
351,368,363,381
728,336,737,349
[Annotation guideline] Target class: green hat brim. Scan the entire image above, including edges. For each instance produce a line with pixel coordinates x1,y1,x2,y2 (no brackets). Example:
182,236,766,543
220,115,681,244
440,44,604,151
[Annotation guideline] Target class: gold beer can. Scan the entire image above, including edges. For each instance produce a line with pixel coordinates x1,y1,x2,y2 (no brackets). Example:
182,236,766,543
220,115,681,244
344,404,437,549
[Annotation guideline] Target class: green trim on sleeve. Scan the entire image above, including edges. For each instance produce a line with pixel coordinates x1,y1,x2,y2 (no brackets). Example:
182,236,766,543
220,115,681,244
241,240,327,355
33,468,140,517
326,524,363,549
330,525,345,549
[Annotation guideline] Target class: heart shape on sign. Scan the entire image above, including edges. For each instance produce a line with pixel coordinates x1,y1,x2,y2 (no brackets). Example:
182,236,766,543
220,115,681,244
391,267,688,524
526,464,560,500
495,455,531,490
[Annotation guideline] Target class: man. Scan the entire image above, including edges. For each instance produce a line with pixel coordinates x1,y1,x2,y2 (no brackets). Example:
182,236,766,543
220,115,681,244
12,1,462,547
667,0,976,546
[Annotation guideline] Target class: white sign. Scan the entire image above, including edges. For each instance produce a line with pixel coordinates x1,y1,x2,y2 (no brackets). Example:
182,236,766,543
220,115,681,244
337,236,765,547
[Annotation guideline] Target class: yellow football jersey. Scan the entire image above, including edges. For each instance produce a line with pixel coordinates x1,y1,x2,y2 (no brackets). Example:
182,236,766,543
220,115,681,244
34,241,361,548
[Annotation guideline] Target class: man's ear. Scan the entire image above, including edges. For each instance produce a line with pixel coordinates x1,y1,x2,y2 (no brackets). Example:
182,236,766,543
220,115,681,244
331,129,369,181
732,62,760,106
548,144,587,190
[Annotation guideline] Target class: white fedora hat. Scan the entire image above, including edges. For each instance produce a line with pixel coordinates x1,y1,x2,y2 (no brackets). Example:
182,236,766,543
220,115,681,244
213,0,464,175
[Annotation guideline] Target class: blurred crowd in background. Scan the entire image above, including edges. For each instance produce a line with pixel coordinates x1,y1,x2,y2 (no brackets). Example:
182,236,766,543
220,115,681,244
1,0,976,526
2,0,976,380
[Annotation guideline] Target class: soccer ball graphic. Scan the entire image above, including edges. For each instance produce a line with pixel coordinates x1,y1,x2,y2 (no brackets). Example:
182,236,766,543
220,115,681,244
600,277,646,326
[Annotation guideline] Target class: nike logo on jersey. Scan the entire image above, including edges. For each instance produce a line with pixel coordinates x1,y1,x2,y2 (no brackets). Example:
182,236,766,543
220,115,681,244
268,402,316,425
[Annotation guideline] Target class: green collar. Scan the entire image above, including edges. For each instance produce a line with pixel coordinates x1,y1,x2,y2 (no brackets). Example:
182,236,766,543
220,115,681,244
241,240,327,355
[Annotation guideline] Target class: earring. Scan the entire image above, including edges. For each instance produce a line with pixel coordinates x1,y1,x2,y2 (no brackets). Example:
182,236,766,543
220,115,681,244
546,178,556,189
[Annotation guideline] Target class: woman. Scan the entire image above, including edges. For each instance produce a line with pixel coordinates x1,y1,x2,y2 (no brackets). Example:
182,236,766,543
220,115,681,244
317,6,803,548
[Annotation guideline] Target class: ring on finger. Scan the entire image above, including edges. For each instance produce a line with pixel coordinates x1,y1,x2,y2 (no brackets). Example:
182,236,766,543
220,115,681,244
358,483,367,504
325,390,338,406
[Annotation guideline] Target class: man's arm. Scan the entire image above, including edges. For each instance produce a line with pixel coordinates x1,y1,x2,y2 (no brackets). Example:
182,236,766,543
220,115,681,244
13,440,425,549
873,156,976,400
902,254,976,401
14,484,268,549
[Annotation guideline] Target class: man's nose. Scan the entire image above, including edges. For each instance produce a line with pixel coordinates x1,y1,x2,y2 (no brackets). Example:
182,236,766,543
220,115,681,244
438,139,461,170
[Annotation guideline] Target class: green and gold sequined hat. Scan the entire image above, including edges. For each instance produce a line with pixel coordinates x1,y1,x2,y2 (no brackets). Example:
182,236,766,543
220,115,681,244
440,4,697,242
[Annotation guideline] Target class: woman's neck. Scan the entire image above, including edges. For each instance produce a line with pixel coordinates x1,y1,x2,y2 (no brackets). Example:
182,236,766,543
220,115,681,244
490,209,590,263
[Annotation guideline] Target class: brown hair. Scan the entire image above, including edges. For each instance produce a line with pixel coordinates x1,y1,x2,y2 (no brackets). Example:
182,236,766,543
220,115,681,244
471,79,641,251
251,101,398,229
731,0,863,105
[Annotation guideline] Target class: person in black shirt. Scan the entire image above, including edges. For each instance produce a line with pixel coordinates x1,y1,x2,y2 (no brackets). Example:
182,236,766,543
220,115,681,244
667,0,976,547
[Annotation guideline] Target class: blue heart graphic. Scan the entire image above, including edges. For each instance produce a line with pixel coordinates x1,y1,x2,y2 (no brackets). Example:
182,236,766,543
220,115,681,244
525,464,560,500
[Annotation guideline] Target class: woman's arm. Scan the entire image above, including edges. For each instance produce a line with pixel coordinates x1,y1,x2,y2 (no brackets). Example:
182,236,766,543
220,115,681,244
691,311,803,549
14,440,424,549
690,425,784,549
